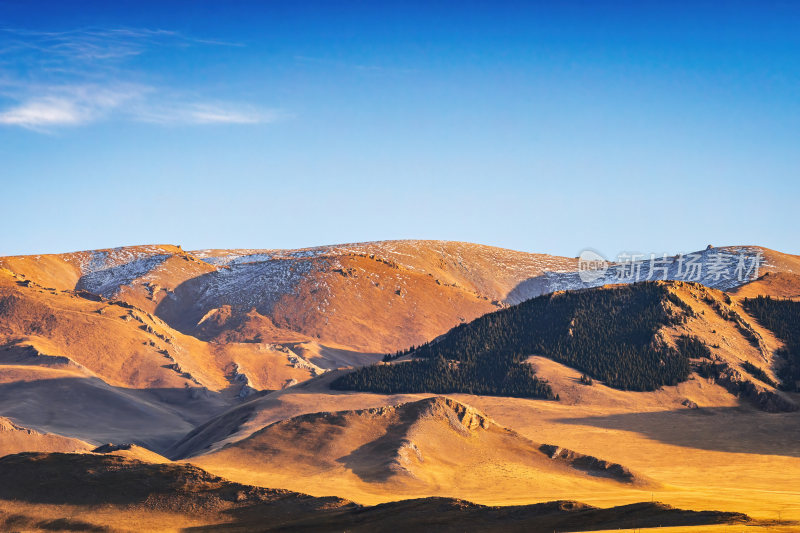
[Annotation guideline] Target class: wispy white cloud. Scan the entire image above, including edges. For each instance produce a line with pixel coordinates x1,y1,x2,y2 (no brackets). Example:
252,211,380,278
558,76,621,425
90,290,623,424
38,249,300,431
0,98,84,127
133,101,281,126
0,27,275,132
0,27,242,63
0,83,278,131
0,83,147,131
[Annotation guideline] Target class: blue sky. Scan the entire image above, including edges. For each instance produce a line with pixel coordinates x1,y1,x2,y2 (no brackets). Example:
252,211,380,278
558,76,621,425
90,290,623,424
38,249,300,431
0,1,797,258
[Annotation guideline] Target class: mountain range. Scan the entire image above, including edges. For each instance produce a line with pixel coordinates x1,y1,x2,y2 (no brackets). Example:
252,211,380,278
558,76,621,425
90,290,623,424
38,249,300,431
0,240,799,531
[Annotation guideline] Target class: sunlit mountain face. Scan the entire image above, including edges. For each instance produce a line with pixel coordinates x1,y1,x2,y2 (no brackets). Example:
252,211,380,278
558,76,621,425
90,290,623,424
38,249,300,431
1,2,799,531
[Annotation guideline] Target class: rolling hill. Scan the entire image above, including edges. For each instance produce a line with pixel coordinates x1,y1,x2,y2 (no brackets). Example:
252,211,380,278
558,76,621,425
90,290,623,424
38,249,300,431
1,240,799,531
190,396,651,502
334,280,797,411
0,265,338,452
0,451,753,532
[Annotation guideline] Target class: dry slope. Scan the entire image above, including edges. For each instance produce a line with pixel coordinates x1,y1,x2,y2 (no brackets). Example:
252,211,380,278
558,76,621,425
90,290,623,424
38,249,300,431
190,396,651,504
0,241,578,353
0,452,753,533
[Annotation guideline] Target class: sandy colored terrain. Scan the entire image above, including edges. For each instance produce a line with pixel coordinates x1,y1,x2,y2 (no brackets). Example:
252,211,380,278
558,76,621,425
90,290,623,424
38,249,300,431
178,362,800,525
184,386,800,527
0,241,799,531
3,241,798,356
0,241,580,354
731,271,800,301
0,267,381,453
192,396,651,506
0,452,762,532
0,416,92,457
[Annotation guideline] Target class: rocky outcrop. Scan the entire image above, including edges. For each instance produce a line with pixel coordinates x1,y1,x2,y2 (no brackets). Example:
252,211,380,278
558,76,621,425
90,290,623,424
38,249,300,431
539,444,638,484
0,343,78,368
416,396,492,433
92,443,134,453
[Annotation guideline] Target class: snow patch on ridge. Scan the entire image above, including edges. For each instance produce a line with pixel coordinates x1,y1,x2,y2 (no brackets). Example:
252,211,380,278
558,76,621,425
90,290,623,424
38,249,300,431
190,258,319,312
75,247,171,297
507,246,767,304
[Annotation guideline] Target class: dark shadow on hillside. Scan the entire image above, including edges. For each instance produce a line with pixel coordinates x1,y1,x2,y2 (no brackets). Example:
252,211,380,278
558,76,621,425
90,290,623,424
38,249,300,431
165,400,260,460
0,513,109,533
0,454,762,531
0,377,230,454
0,452,285,506
192,498,757,533
556,405,800,458
165,370,368,460
335,405,422,483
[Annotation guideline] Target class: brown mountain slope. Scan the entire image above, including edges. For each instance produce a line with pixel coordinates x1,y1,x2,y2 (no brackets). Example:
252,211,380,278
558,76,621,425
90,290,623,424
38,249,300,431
0,452,753,533
659,281,795,411
0,244,199,293
328,279,796,412
161,279,800,522
156,251,502,353
192,240,578,302
729,272,800,301
0,267,362,452
0,241,799,529
0,241,578,353
0,267,326,392
189,396,653,505
158,240,578,352
506,245,800,303
164,275,797,459
165,359,800,525
2,241,798,354
91,443,173,463
0,417,92,457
